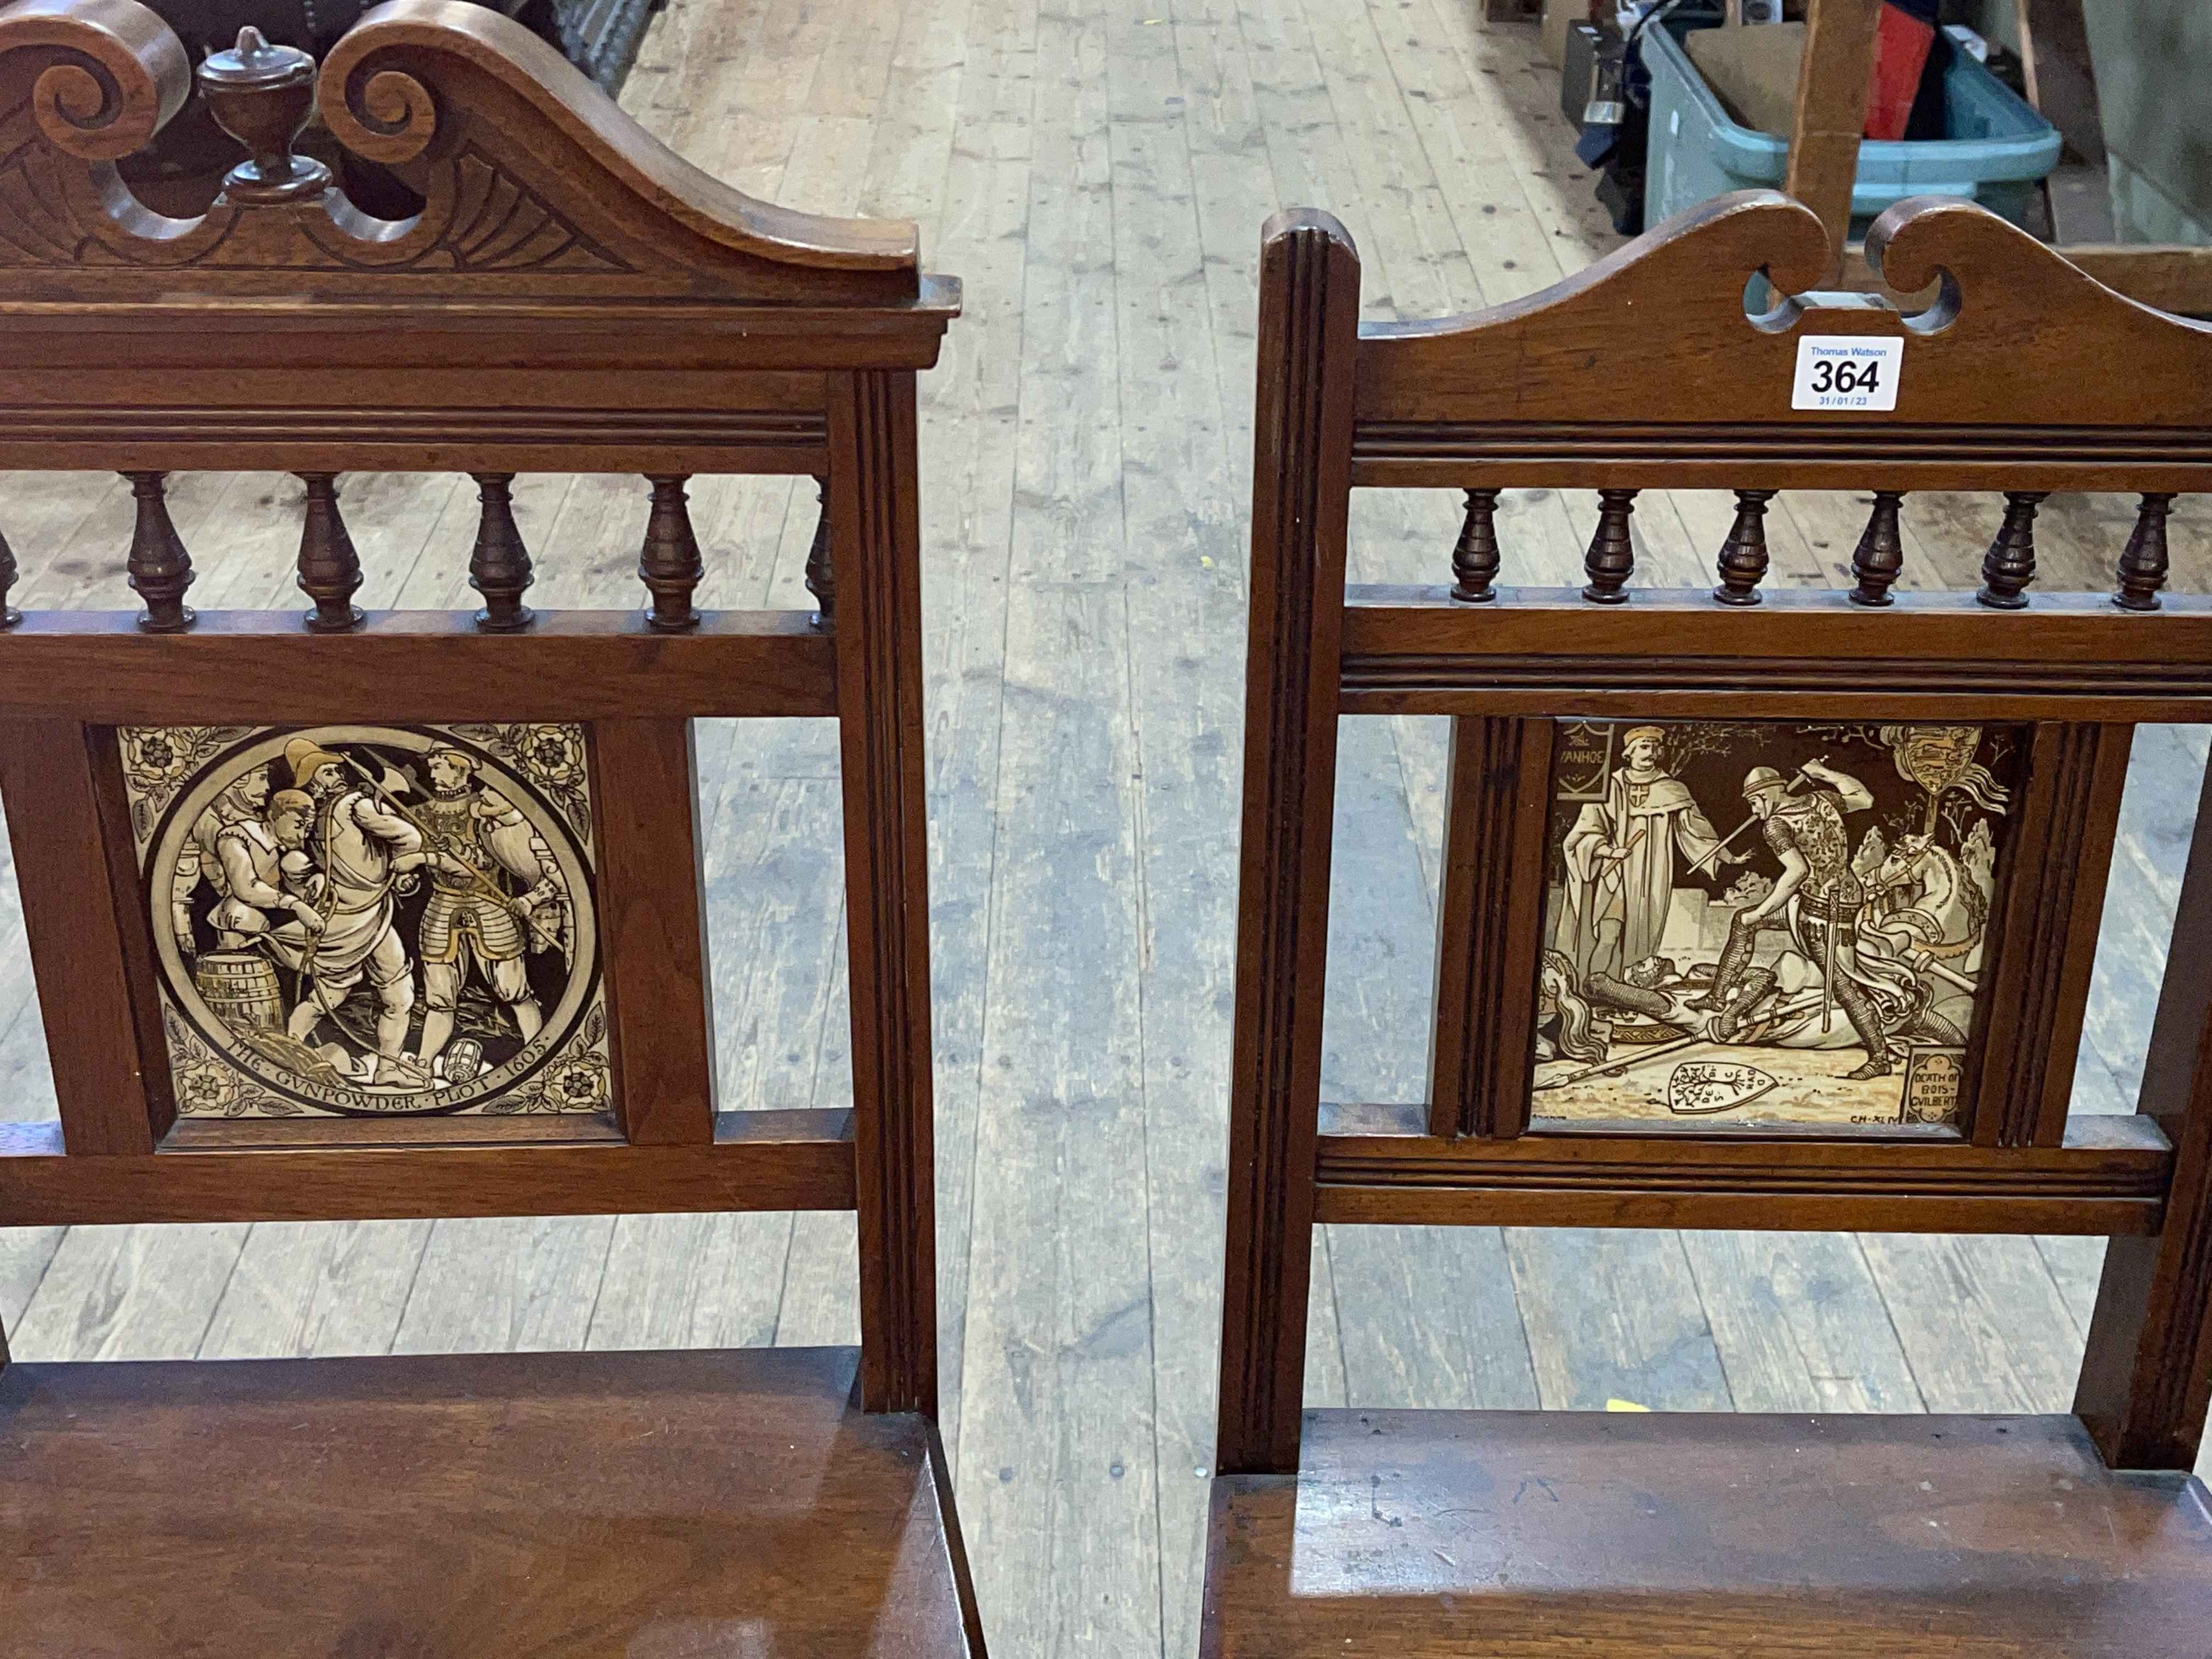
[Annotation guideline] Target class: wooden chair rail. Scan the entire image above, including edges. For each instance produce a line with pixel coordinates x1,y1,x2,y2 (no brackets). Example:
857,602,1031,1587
0,469,835,641
1355,448,2212,493
1313,1105,2169,1234
1411,495,2193,612
0,612,837,720
0,1111,856,1224
1334,590,2212,720
1354,194,2212,436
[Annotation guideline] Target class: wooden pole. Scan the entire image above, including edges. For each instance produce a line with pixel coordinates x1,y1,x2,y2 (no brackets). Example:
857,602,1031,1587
1784,0,1883,284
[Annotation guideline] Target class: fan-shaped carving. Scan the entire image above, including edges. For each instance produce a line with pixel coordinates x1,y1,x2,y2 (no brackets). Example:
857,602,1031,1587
0,131,80,263
0,0,925,304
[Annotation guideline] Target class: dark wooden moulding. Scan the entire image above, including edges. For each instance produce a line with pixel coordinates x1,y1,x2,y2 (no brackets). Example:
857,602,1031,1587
1207,189,2212,1656
0,1,981,1651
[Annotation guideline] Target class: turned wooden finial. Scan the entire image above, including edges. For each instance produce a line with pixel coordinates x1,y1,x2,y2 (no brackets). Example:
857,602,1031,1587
1582,489,1637,605
1977,490,2047,610
639,474,704,631
1847,490,1906,607
295,473,363,632
468,473,535,632
804,477,834,628
2115,492,2175,612
122,471,195,633
0,523,19,630
1450,488,1502,603
196,27,331,205
1711,488,1775,606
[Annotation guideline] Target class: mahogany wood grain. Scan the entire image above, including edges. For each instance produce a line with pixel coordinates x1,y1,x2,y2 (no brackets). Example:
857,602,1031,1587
2118,494,2176,611
121,469,194,631
0,1113,855,1223
1712,487,1776,605
1970,722,2132,1148
1426,717,1550,1139
1,1346,983,1656
2078,754,2212,1469
1314,1108,2169,1233
0,721,166,1155
465,470,536,631
1349,435,2212,493
0,611,839,721
1215,211,1359,1476
1838,241,2212,318
1846,488,1904,605
1446,488,1499,603
292,471,364,631
831,368,938,1418
1336,587,2212,721
0,0,919,306
1204,1409,2212,1657
1355,195,2212,437
637,473,704,631
592,719,715,1146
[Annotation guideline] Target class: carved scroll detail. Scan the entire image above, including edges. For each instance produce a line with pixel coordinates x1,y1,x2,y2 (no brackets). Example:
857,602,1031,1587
0,0,923,301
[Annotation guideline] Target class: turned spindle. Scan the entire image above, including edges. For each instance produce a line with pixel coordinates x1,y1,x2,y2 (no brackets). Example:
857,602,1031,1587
295,473,363,631
1450,488,1502,603
0,524,19,629
1711,488,1776,606
122,471,195,633
804,477,834,627
2115,492,2175,612
1847,490,1906,607
468,472,535,632
1977,490,2046,610
1582,489,1637,604
639,474,704,631
196,27,331,206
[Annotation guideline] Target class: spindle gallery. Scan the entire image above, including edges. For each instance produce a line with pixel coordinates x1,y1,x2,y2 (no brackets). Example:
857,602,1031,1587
0,1,981,1651
1204,192,2212,1656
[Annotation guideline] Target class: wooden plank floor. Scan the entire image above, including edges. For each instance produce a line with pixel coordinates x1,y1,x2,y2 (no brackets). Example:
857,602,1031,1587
3,4,2211,1654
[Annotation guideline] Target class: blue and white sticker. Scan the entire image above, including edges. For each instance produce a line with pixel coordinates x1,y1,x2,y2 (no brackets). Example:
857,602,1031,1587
1791,336,1904,412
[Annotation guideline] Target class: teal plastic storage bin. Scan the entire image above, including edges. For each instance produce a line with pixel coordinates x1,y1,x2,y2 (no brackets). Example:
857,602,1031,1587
1643,21,2062,232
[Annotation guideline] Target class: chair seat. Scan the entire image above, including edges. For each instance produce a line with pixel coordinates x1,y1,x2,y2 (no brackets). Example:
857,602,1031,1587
1,1344,980,1657
1204,1408,2212,1657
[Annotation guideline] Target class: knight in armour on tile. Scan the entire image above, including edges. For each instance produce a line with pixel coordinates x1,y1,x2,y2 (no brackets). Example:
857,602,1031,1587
1703,758,1917,1080
411,744,567,1077
1531,720,2019,1128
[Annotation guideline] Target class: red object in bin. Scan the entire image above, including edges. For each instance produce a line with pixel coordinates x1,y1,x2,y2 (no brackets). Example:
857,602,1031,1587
1865,1,1937,140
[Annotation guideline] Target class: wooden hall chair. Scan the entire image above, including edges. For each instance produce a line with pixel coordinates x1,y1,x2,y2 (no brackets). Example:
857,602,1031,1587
1205,189,2212,1657
0,2,980,1652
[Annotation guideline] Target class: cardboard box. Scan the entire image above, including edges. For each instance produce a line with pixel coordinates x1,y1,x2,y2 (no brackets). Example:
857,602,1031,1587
1683,20,1807,137
1542,0,1583,67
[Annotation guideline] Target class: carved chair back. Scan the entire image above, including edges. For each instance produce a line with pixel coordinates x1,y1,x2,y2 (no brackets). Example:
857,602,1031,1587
1218,189,2212,1474
0,0,957,1416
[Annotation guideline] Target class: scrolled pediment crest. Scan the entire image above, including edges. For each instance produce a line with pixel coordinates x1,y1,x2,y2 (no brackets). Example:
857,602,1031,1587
0,0,924,303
